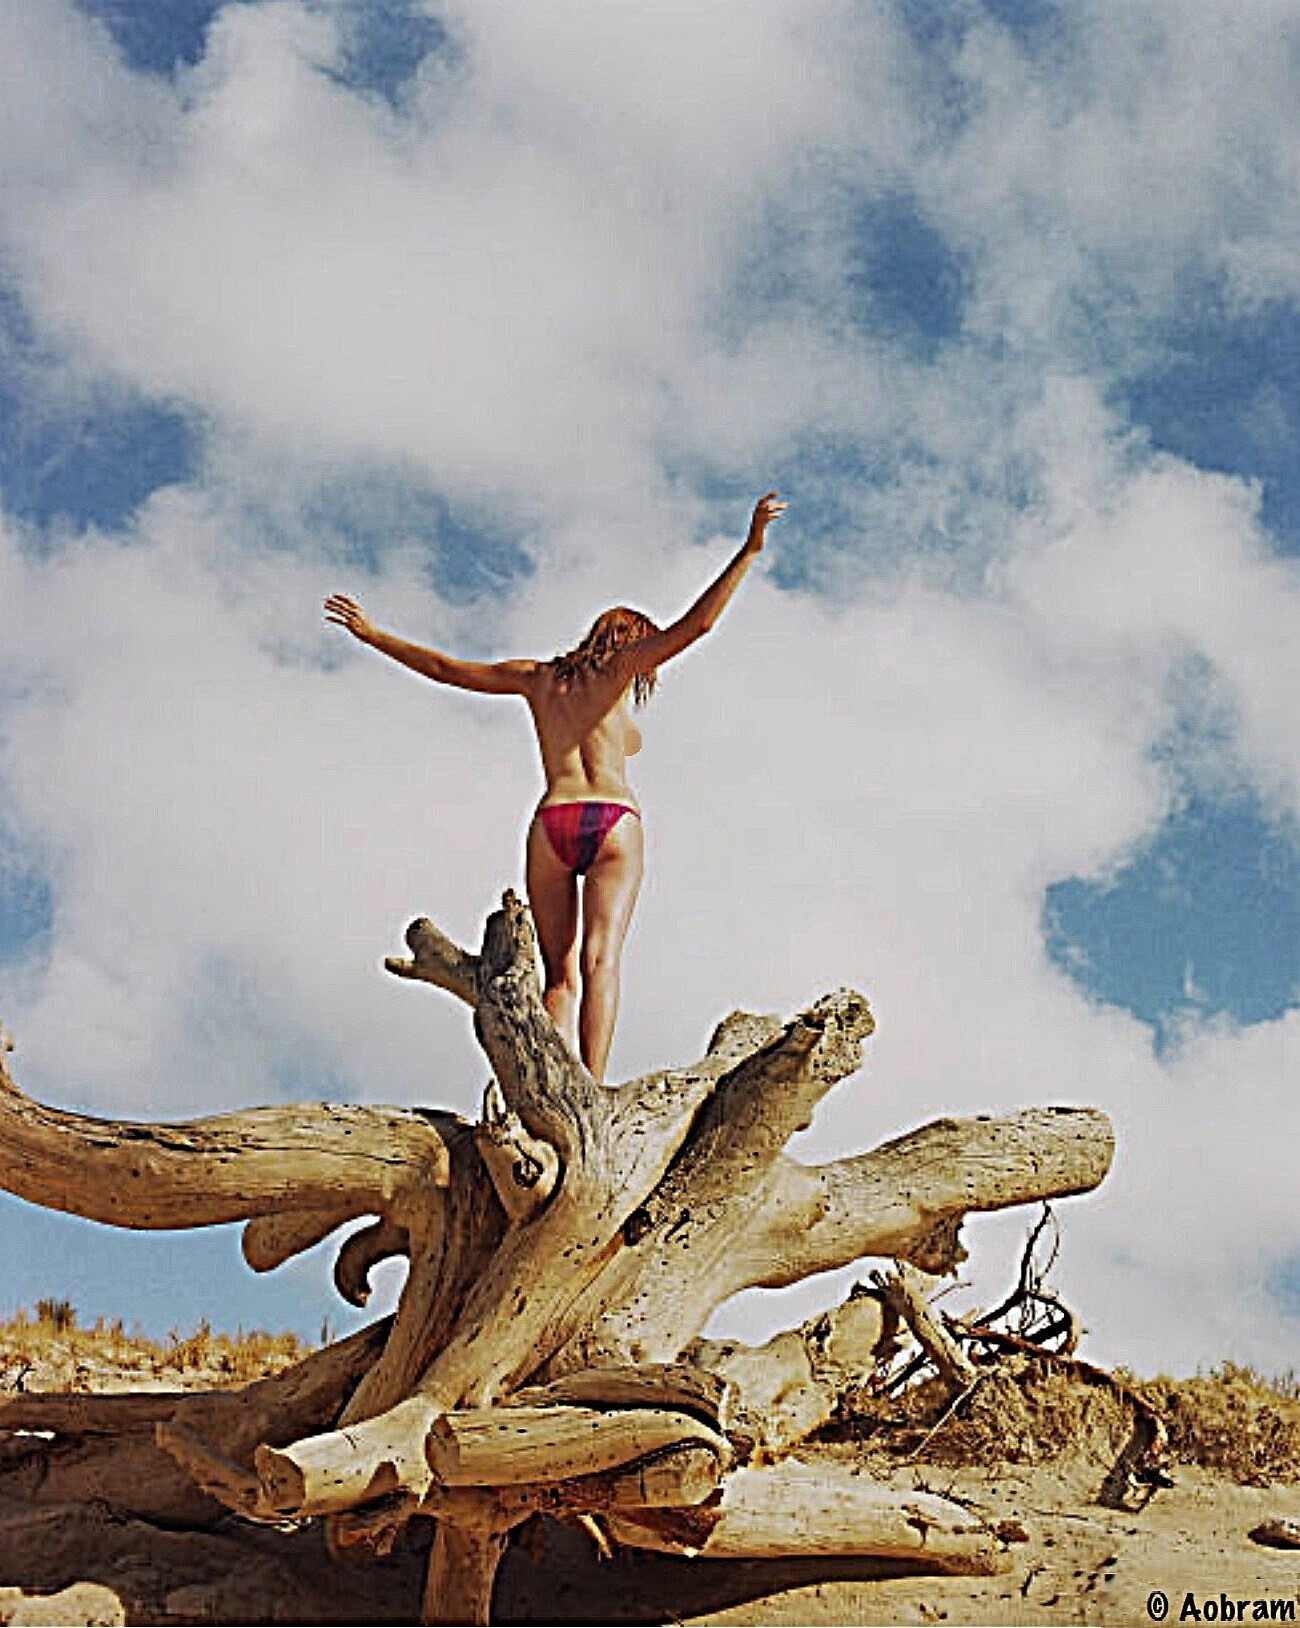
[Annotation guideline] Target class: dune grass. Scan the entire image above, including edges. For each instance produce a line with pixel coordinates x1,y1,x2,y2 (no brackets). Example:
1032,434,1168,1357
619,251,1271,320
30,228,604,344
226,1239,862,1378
831,1354,1300,1486
1,1302,309,1388
1136,1362,1300,1485
5,1303,1298,1485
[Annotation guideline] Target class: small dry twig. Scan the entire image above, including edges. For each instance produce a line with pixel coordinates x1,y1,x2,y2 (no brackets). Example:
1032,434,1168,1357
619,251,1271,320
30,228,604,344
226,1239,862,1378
901,1373,988,1463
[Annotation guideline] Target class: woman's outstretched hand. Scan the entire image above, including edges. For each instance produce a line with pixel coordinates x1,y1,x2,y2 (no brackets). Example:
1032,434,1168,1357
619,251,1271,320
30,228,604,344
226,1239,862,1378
324,593,376,643
746,491,787,552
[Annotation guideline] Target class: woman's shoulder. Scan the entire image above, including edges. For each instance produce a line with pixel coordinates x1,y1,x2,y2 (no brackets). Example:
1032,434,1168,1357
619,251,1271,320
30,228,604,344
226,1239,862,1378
535,662,633,720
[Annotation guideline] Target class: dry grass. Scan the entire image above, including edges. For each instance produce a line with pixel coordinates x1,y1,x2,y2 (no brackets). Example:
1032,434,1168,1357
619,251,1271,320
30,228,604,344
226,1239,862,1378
1135,1362,1300,1486
5,1302,1299,1488
831,1354,1300,1486
0,1304,309,1391
833,1357,1132,1468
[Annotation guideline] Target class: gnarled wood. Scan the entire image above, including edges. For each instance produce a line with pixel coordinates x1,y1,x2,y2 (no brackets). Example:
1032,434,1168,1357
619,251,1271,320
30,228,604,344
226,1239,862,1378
546,1104,1114,1379
689,1287,892,1455
0,891,1118,1626
536,989,876,1376
875,1262,978,1397
336,1117,504,1428
406,900,853,1412
472,1081,559,1224
0,1030,448,1233
334,1215,410,1308
284,960,876,1529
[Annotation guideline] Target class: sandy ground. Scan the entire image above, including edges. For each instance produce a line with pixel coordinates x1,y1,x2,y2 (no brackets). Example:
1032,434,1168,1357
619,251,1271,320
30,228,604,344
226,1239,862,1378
2,1331,1297,1625
495,1455,1300,1626
5,1454,1292,1625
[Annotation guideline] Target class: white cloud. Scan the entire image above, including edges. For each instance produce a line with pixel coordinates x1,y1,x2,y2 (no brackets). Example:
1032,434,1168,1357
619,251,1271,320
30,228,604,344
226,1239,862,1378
0,3,175,194
2,0,870,518
0,1,1296,1370
1011,452,1300,804
917,1,1300,343
0,499,515,1111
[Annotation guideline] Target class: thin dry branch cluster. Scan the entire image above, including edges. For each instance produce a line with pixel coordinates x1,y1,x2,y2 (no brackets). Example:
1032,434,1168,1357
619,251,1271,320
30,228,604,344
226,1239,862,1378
0,893,1115,1623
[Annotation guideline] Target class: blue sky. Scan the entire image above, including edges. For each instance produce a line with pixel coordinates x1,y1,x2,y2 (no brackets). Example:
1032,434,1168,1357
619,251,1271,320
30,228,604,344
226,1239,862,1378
1122,291,1300,553
0,0,1297,1373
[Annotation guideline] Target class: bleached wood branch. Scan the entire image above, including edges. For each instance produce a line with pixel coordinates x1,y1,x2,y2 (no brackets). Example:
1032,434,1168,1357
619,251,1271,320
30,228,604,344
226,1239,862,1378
607,1458,1011,1574
427,1403,730,1487
766,1106,1116,1280
384,916,481,1005
875,1262,979,1396
332,1215,411,1307
0,1029,449,1233
242,1205,364,1273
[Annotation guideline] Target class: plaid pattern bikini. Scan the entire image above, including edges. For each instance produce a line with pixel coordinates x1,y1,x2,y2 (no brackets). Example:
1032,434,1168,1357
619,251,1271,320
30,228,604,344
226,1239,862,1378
538,802,639,875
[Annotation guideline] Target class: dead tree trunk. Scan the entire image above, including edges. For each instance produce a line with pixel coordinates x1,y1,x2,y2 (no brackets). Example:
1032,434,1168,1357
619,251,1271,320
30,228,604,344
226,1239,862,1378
0,893,1114,1624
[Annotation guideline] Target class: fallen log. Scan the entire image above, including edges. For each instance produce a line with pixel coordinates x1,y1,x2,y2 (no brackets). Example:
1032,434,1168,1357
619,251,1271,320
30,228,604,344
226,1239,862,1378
427,1402,730,1486
606,1458,1010,1573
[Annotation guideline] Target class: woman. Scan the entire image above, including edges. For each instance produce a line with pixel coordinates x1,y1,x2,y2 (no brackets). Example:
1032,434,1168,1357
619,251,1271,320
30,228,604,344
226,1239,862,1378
325,490,784,1082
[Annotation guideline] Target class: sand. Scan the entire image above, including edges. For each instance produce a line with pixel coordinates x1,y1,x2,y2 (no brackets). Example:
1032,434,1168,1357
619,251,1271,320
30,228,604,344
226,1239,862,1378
2,1327,1297,1626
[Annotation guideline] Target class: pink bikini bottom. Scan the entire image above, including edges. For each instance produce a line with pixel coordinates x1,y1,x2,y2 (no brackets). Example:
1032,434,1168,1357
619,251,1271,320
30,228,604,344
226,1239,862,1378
537,802,639,875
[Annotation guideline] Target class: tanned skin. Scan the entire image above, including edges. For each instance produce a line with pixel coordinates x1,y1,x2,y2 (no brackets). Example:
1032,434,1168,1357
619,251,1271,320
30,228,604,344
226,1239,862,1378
325,492,784,1081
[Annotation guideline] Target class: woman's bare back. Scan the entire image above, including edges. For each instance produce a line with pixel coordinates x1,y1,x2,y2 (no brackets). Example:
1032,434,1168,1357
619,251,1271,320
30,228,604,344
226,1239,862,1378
527,663,642,811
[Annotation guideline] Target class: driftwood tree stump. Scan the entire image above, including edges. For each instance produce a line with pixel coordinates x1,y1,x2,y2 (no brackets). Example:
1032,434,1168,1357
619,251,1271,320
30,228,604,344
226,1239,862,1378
0,892,1114,1623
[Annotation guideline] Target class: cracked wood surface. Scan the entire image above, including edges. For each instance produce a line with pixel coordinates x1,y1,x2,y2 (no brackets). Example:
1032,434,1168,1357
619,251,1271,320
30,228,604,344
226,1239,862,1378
0,1030,449,1233
0,892,1117,1626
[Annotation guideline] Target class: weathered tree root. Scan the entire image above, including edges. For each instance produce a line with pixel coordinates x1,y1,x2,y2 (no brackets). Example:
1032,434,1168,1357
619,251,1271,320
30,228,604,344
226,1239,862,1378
0,893,1115,1623
874,1264,978,1399
0,1319,391,1528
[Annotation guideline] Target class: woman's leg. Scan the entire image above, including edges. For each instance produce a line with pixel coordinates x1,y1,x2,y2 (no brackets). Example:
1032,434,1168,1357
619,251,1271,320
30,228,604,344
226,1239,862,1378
525,817,580,1049
578,814,644,1082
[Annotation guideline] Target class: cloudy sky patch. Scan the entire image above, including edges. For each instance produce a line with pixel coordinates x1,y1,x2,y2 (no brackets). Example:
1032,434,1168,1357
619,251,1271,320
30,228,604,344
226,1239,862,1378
0,0,1296,1372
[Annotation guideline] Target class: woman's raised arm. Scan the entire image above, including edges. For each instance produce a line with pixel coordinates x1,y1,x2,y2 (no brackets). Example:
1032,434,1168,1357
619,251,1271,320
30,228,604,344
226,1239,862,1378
324,595,536,695
620,492,785,675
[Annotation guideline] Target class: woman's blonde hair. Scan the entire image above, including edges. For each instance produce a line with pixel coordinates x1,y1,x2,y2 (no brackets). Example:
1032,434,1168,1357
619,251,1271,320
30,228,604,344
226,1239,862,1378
551,606,660,707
